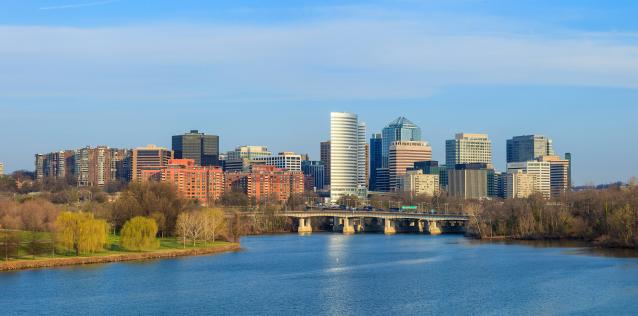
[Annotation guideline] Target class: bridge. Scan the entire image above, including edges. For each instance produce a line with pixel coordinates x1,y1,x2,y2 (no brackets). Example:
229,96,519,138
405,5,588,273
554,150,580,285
277,210,469,235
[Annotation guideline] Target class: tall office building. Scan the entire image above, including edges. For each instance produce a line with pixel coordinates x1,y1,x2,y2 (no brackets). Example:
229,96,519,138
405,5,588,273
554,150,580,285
369,134,382,190
448,163,491,200
253,152,302,171
388,141,432,191
507,135,555,163
301,160,325,190
132,145,173,182
540,155,571,198
565,153,573,189
507,161,551,199
320,141,331,186
330,112,367,203
446,133,493,168
381,117,421,168
172,130,220,166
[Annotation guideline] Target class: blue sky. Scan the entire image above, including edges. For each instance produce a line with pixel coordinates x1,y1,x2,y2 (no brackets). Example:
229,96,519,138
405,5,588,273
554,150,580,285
1,0,637,185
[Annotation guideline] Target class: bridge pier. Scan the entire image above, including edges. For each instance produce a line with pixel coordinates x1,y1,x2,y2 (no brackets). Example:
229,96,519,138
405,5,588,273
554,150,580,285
342,217,355,235
417,220,426,233
298,217,312,234
428,220,442,235
384,219,397,235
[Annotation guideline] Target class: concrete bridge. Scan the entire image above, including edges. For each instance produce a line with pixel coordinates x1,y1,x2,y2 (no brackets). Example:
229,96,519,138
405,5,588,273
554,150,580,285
277,210,469,235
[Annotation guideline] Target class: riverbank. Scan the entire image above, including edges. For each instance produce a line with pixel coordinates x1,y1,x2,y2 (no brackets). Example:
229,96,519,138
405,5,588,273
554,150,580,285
0,242,240,272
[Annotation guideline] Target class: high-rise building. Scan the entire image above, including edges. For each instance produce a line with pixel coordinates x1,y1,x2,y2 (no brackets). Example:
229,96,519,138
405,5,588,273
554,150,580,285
132,145,173,182
388,141,432,191
398,169,439,197
320,141,331,186
301,160,325,190
507,161,551,199
505,170,536,199
35,147,128,187
225,146,272,172
155,159,225,205
448,163,491,200
369,134,382,191
225,165,304,203
381,117,421,168
0,162,4,176
330,112,367,203
446,133,493,168
507,135,554,163
253,152,302,171
565,152,573,189
172,130,220,166
540,155,571,198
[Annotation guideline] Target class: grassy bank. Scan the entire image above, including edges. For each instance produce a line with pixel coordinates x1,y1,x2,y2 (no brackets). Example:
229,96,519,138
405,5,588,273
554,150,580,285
0,233,240,272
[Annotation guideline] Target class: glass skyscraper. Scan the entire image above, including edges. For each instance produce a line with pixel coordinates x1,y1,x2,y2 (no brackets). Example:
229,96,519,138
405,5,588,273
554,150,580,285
172,130,220,166
381,117,421,168
369,133,382,190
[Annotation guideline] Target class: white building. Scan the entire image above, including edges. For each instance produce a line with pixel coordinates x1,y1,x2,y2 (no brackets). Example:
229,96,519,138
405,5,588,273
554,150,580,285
507,161,551,199
0,161,4,176
398,170,439,197
505,170,536,199
253,152,302,171
446,133,493,168
330,112,367,203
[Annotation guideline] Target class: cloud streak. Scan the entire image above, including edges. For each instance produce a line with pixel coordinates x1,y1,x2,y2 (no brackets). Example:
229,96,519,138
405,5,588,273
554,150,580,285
39,0,119,11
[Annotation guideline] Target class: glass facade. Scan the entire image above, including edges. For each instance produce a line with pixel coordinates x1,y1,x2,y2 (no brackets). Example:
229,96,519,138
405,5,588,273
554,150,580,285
381,117,421,169
172,130,220,166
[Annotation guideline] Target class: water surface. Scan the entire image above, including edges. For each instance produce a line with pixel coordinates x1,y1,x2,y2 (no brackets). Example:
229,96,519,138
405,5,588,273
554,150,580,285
1,234,638,315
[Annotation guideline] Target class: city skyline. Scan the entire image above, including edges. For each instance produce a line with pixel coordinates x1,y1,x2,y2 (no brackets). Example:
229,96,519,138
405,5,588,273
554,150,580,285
2,1,638,185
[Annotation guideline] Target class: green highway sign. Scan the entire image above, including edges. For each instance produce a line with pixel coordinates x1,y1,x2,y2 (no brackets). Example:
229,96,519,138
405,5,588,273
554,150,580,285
401,206,418,210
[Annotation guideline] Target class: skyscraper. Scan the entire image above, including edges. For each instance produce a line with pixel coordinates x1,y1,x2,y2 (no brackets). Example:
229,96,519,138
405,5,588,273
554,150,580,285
172,130,220,166
132,145,173,182
320,141,331,186
388,141,432,191
506,135,554,163
369,134,382,190
381,117,421,168
330,112,367,203
0,162,4,176
301,160,325,190
446,133,493,168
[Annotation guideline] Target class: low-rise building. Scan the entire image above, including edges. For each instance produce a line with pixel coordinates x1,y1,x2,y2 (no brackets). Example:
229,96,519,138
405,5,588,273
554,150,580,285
398,170,439,197
160,159,224,205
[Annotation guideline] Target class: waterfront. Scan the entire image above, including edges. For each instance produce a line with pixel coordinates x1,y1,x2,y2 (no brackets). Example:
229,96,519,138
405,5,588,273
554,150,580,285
2,234,638,315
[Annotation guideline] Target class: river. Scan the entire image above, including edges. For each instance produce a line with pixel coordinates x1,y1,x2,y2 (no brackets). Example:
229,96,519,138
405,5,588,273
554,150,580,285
2,234,638,315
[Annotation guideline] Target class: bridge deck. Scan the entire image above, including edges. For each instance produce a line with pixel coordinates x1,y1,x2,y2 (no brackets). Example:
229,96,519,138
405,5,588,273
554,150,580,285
277,210,469,221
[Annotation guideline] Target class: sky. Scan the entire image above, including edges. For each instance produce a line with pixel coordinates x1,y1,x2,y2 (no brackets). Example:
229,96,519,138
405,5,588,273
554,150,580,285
1,0,637,185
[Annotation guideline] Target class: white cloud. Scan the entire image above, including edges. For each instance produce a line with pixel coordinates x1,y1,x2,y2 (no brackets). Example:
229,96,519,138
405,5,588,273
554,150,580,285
0,17,637,102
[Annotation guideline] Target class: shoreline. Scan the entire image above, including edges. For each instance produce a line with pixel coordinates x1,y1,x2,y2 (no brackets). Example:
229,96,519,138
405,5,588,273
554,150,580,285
0,243,241,272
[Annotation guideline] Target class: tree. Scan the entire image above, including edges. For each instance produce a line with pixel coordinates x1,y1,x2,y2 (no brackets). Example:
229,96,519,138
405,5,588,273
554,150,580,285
55,211,108,255
150,212,167,238
175,212,191,248
201,208,227,244
120,216,159,251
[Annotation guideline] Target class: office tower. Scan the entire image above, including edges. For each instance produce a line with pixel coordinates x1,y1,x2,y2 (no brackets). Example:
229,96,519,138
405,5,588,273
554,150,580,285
320,141,331,186
369,134,382,190
132,145,173,182
446,133,493,168
448,163,491,199
507,161,551,199
253,152,302,171
398,170,440,197
301,161,325,190
172,130,220,166
225,145,272,172
507,135,555,163
565,153,572,189
330,112,367,203
540,155,571,198
156,159,224,205
381,117,421,168
388,141,432,191
413,160,448,190
0,162,4,176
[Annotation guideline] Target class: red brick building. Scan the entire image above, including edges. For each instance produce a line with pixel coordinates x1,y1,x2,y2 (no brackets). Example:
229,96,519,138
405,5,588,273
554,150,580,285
146,159,224,205
225,165,304,203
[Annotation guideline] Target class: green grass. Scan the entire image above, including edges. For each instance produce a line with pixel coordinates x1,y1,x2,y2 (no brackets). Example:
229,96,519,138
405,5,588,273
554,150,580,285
1,230,233,262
